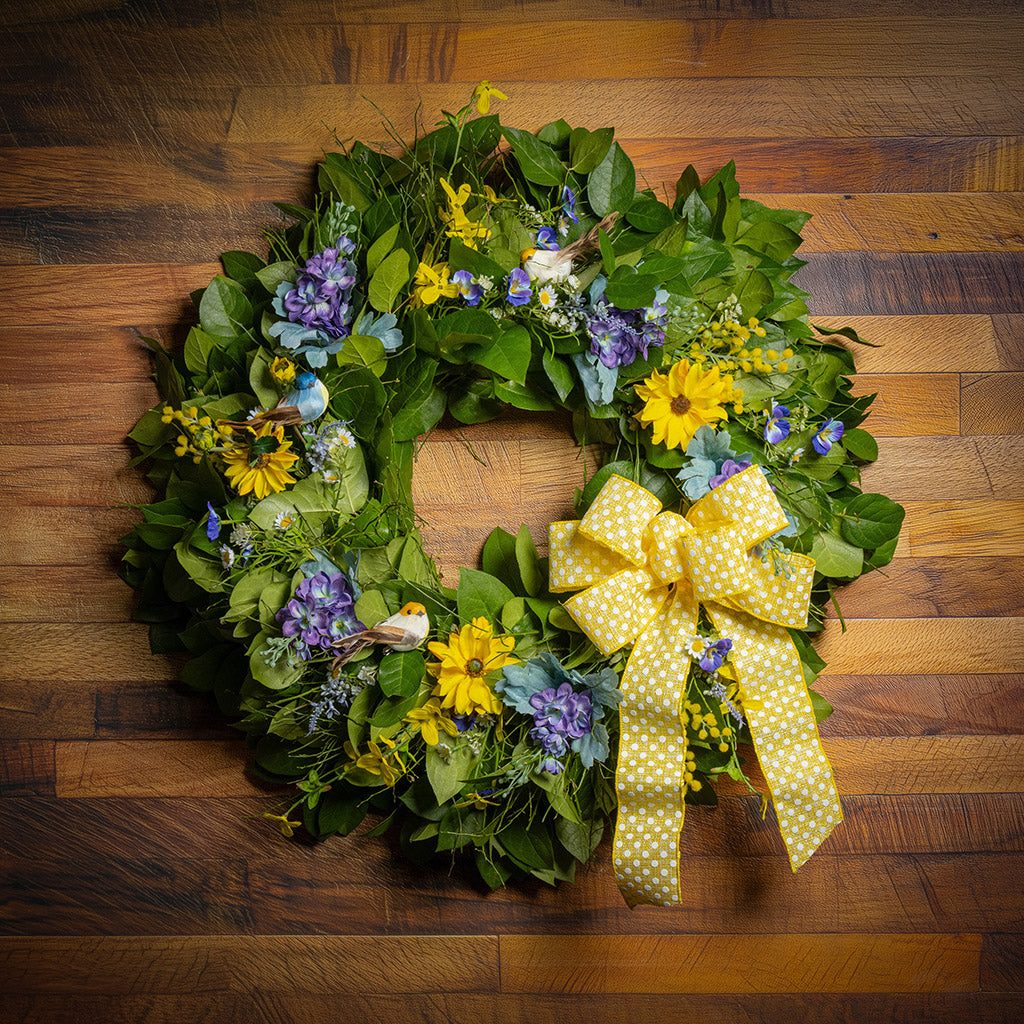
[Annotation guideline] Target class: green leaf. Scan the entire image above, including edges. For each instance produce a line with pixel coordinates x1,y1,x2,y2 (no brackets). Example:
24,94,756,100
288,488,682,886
221,250,265,290
501,126,566,187
255,260,297,294
457,568,514,624
368,248,411,313
736,219,803,262
542,350,575,401
425,744,477,805
603,266,658,309
338,334,387,376
811,322,881,347
366,222,400,278
587,141,636,217
249,637,303,690
319,153,371,211
392,386,446,442
199,275,253,337
493,379,557,411
842,427,879,462
481,527,520,592
497,820,553,871
598,226,616,277
555,815,603,862
466,326,532,385
515,524,542,597
248,347,279,408
536,118,572,147
840,493,905,548
378,650,427,698
317,791,367,837
569,126,614,174
809,528,864,578
673,164,700,210
808,687,834,723
626,195,674,234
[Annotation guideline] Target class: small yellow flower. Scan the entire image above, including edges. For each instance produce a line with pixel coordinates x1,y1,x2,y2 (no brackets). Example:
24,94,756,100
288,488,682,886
427,616,518,716
634,359,739,450
262,811,301,837
473,80,507,114
270,356,296,384
405,698,460,746
345,736,406,787
413,261,459,305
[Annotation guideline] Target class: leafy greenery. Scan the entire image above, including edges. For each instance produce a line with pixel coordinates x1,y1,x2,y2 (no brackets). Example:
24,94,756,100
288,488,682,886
121,87,903,894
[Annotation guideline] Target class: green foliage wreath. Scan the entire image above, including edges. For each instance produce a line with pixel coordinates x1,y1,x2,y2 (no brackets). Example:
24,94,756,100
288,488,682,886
123,87,904,890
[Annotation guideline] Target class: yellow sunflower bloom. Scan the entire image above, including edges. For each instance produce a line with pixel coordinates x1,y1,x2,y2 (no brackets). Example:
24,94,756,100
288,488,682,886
634,359,739,450
405,697,460,746
221,421,299,499
427,616,517,716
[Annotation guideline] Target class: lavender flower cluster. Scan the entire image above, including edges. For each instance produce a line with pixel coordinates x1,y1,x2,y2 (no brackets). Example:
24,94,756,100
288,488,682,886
528,682,594,775
275,571,363,661
586,287,668,369
283,239,357,336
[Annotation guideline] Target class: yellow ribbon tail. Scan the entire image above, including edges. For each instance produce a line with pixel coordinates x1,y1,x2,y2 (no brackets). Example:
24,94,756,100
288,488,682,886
613,587,698,908
707,605,843,870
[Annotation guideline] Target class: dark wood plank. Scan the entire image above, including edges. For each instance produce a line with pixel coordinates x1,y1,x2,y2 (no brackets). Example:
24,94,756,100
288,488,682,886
0,856,252,935
799,252,1024,315
0,740,54,796
961,372,1024,435
983,934,1024,991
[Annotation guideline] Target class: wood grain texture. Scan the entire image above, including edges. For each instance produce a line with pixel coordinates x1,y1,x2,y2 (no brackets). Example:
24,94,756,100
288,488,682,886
3,1,1023,1017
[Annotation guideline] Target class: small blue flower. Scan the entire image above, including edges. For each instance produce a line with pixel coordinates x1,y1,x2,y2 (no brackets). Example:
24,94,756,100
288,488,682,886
764,402,791,444
535,226,559,250
561,185,579,224
452,269,484,307
205,502,221,542
506,267,532,307
699,637,733,673
811,417,844,455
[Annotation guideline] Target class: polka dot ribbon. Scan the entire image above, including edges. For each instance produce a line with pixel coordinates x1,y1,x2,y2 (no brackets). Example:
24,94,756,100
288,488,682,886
549,469,842,907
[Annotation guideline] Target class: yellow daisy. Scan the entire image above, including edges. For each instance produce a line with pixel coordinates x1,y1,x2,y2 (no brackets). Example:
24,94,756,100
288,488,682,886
221,422,299,499
405,698,460,746
427,616,517,716
634,359,739,450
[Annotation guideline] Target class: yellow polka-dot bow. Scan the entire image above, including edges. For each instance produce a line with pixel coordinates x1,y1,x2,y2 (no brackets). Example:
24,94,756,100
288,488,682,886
549,468,842,907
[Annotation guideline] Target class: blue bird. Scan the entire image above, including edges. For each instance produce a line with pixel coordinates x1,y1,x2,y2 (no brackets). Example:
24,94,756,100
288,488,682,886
221,371,329,430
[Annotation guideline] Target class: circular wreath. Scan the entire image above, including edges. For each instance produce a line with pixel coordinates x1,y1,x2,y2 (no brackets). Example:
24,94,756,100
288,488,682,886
123,85,904,895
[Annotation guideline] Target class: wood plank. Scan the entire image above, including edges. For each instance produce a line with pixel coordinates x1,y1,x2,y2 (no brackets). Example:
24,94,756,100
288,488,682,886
862,436,1024,500
849,372,959,435
901,501,1024,557
48,734,1024,798
828,558,1024,618
0,935,500,994
4,139,1021,216
0,325,163,383
961,372,1024,434
1,856,252,935
983,934,1024,991
814,618,1024,675
0,384,158,443
1,265,219,326
225,80,1024,144
54,738,274,798
800,252,1024,315
0,447,152,505
750,192,1024,253
0,507,141,566
498,933,980,992
0,740,54,796
0,566,136,623
822,673,1024,736
5,20,1021,90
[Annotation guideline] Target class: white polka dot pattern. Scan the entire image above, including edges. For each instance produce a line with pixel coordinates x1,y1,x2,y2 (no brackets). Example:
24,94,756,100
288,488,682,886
547,471,841,904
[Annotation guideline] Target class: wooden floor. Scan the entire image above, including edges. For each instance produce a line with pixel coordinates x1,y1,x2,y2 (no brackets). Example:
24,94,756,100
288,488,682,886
2,2,1023,1021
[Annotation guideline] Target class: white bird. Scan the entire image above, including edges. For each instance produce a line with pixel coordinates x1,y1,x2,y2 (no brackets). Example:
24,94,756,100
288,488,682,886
522,212,619,284
331,601,430,669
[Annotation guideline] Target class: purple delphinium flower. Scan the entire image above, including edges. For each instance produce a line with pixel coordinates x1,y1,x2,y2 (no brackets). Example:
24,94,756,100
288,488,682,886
561,185,579,224
277,239,358,339
452,269,483,307
506,267,532,307
205,502,221,542
764,402,791,445
709,457,753,489
811,418,844,455
535,226,559,250
528,682,593,773
276,571,363,661
699,638,733,674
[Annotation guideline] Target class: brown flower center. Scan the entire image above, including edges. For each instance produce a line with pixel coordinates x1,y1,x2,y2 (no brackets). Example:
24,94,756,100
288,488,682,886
671,395,691,414
466,658,484,674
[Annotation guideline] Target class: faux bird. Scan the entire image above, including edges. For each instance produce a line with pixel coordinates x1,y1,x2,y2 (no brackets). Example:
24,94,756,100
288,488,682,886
522,212,619,284
331,602,430,669
220,371,329,430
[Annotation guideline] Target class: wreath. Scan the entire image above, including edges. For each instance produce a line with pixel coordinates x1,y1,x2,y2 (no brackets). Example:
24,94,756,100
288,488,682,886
123,84,905,906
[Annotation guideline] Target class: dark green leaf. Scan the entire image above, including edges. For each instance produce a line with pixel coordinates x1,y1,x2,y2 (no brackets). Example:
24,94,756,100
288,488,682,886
378,650,427,698
501,126,565,187
587,142,635,217
569,126,614,174
457,568,514,624
840,493,905,548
